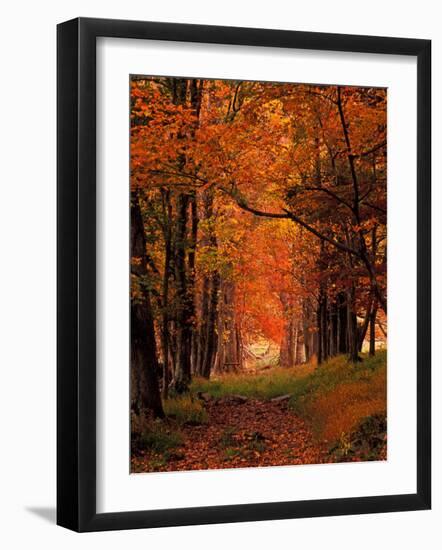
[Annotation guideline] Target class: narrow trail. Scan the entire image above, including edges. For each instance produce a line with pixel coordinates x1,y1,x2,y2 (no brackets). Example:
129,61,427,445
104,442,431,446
131,397,327,473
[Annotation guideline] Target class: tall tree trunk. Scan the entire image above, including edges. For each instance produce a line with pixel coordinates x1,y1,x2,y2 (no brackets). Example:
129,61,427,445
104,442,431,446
280,318,294,368
337,291,348,354
280,292,296,368
160,188,172,399
215,279,242,372
358,293,373,352
347,286,360,363
316,285,328,365
171,77,203,390
322,293,329,361
197,188,220,379
369,301,378,356
293,321,299,365
196,275,210,375
302,297,315,362
369,227,379,357
330,300,338,357
188,190,198,374
173,192,192,393
130,192,164,418
201,271,220,378
169,319,177,380
316,238,329,365
316,295,323,366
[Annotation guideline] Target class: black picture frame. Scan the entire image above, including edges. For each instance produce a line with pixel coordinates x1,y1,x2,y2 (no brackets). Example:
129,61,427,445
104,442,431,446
57,17,431,532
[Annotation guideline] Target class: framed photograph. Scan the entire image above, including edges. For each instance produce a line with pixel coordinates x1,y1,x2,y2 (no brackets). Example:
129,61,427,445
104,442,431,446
57,17,431,532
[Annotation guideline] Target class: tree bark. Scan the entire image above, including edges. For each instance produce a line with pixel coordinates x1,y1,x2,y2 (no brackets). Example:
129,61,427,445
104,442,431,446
369,301,378,356
280,292,296,368
160,188,172,399
171,77,203,390
196,275,210,375
201,271,220,378
197,188,220,379
358,293,373,352
130,192,164,418
330,300,338,357
347,286,360,363
316,294,324,365
173,192,192,393
188,190,198,375
302,298,315,362
215,279,242,373
337,291,348,354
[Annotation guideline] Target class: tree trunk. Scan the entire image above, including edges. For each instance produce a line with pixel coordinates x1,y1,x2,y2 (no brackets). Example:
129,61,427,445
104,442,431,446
330,300,338,357
130,192,164,418
160,188,172,399
347,286,360,363
293,321,299,365
173,192,192,393
280,317,295,368
280,292,296,368
322,293,329,361
302,297,315,362
188,190,198,375
196,275,210,375
316,296,323,366
317,284,329,365
369,301,378,356
198,188,220,379
201,271,220,378
369,228,379,357
358,293,373,352
215,279,242,373
337,291,348,354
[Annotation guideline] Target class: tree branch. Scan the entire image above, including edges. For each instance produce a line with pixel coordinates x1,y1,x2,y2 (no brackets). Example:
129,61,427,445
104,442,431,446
361,200,387,215
305,89,337,105
220,185,361,258
303,184,354,212
337,86,361,222
357,141,387,158
149,169,208,186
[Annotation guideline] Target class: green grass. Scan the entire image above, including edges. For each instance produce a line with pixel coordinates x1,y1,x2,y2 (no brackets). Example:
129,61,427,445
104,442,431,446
191,362,316,400
132,396,207,468
286,352,385,411
255,355,280,369
163,394,208,425
219,427,237,448
224,448,243,460
132,395,208,470
192,352,385,402
138,423,183,454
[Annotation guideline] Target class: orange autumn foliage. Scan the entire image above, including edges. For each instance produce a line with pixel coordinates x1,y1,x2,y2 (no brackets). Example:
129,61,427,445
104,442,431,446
302,369,386,442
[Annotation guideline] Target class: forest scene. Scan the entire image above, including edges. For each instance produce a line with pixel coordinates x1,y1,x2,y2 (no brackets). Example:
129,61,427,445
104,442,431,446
130,76,387,473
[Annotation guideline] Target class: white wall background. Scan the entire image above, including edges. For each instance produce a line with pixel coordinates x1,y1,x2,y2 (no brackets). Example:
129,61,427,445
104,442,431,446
0,1,439,547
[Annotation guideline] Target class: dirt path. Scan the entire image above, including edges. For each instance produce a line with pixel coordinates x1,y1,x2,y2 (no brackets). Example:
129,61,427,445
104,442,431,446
131,397,326,473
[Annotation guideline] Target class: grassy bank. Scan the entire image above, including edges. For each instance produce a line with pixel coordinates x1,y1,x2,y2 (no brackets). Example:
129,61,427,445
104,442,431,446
192,351,387,453
191,362,317,400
